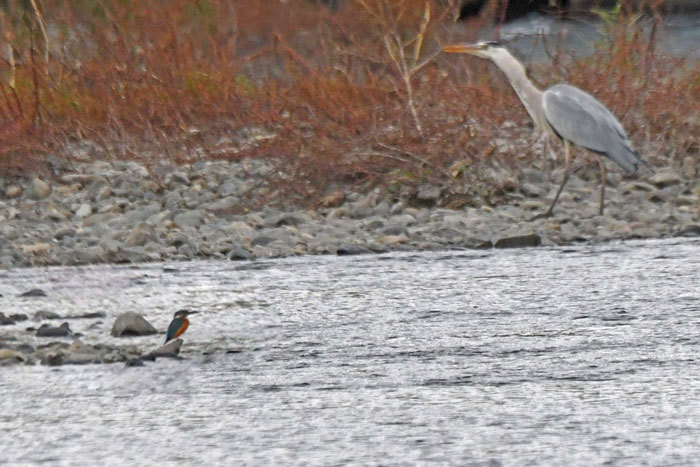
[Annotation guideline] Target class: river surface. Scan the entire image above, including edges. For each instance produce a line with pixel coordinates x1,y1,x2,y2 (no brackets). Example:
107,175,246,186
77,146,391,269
469,12,700,61
1,238,699,465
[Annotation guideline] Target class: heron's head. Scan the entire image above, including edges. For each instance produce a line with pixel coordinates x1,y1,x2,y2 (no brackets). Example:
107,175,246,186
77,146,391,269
443,41,505,59
173,309,198,319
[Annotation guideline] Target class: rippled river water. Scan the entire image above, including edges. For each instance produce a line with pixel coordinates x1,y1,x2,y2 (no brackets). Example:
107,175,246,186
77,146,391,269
1,238,699,465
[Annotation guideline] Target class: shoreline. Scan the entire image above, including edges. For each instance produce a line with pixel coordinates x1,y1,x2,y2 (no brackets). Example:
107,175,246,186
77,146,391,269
1,156,698,269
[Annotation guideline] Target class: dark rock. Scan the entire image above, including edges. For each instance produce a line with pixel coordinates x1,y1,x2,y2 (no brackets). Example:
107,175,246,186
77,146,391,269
494,234,542,249
111,312,157,337
415,184,443,207
461,237,493,249
34,310,61,320
44,353,64,366
382,225,409,237
271,214,306,227
125,357,145,367
364,219,385,230
475,240,494,249
251,235,275,247
228,247,251,260
19,288,47,297
66,312,106,319
336,244,371,256
675,224,700,237
64,344,104,365
9,314,28,322
36,322,72,337
15,344,35,354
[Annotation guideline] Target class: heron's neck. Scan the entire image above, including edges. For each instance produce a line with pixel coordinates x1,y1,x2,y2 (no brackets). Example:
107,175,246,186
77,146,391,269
491,53,548,133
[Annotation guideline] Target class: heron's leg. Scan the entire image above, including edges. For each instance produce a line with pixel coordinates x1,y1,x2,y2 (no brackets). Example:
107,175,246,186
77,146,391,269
596,156,607,215
532,139,572,220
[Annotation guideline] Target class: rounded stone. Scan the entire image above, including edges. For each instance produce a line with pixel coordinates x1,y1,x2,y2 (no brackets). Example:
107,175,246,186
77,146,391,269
111,312,157,337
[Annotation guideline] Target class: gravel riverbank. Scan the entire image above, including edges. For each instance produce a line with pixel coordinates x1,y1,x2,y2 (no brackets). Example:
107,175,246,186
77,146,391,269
1,156,698,268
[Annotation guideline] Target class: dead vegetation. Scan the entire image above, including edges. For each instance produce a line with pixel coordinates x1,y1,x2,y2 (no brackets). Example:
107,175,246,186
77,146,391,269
0,0,697,206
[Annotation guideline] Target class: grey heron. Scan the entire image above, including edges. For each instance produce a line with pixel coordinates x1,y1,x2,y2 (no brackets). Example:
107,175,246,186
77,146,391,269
443,41,643,217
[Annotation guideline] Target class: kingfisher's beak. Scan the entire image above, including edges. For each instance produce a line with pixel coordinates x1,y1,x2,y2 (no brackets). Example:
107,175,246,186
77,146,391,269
187,310,199,315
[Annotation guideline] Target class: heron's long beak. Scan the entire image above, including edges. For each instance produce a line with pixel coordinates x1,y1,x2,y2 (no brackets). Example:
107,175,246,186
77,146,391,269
442,44,480,55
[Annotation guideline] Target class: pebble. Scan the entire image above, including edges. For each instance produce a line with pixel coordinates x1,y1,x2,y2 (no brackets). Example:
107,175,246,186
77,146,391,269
27,178,51,200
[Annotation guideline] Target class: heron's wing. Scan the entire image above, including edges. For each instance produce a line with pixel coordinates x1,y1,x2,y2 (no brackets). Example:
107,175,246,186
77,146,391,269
543,85,641,172
542,85,623,150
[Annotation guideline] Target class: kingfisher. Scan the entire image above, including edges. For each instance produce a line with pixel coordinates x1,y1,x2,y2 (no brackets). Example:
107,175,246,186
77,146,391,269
165,310,199,343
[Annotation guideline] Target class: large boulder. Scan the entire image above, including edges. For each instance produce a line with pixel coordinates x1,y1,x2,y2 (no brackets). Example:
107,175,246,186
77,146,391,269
111,312,157,337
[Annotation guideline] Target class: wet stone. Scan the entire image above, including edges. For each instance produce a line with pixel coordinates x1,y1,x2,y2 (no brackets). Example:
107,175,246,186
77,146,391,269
20,288,48,298
111,312,157,337
36,322,72,337
125,357,145,367
494,234,542,249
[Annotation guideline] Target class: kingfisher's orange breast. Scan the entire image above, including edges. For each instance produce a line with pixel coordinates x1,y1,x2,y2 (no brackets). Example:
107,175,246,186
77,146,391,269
173,318,189,339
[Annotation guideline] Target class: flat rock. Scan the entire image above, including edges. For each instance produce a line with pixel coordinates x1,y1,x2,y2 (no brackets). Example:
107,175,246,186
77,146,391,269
34,310,60,320
173,209,204,228
0,348,24,365
648,170,682,189
377,234,408,245
494,234,542,249
65,312,106,319
74,203,93,219
36,322,72,337
675,224,700,237
146,338,183,359
416,184,442,205
22,243,51,256
111,312,157,337
203,196,239,213
336,244,371,255
20,288,48,298
125,357,145,367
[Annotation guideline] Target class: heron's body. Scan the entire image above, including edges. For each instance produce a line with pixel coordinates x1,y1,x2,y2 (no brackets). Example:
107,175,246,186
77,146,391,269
443,42,643,217
165,310,198,343
542,84,641,174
